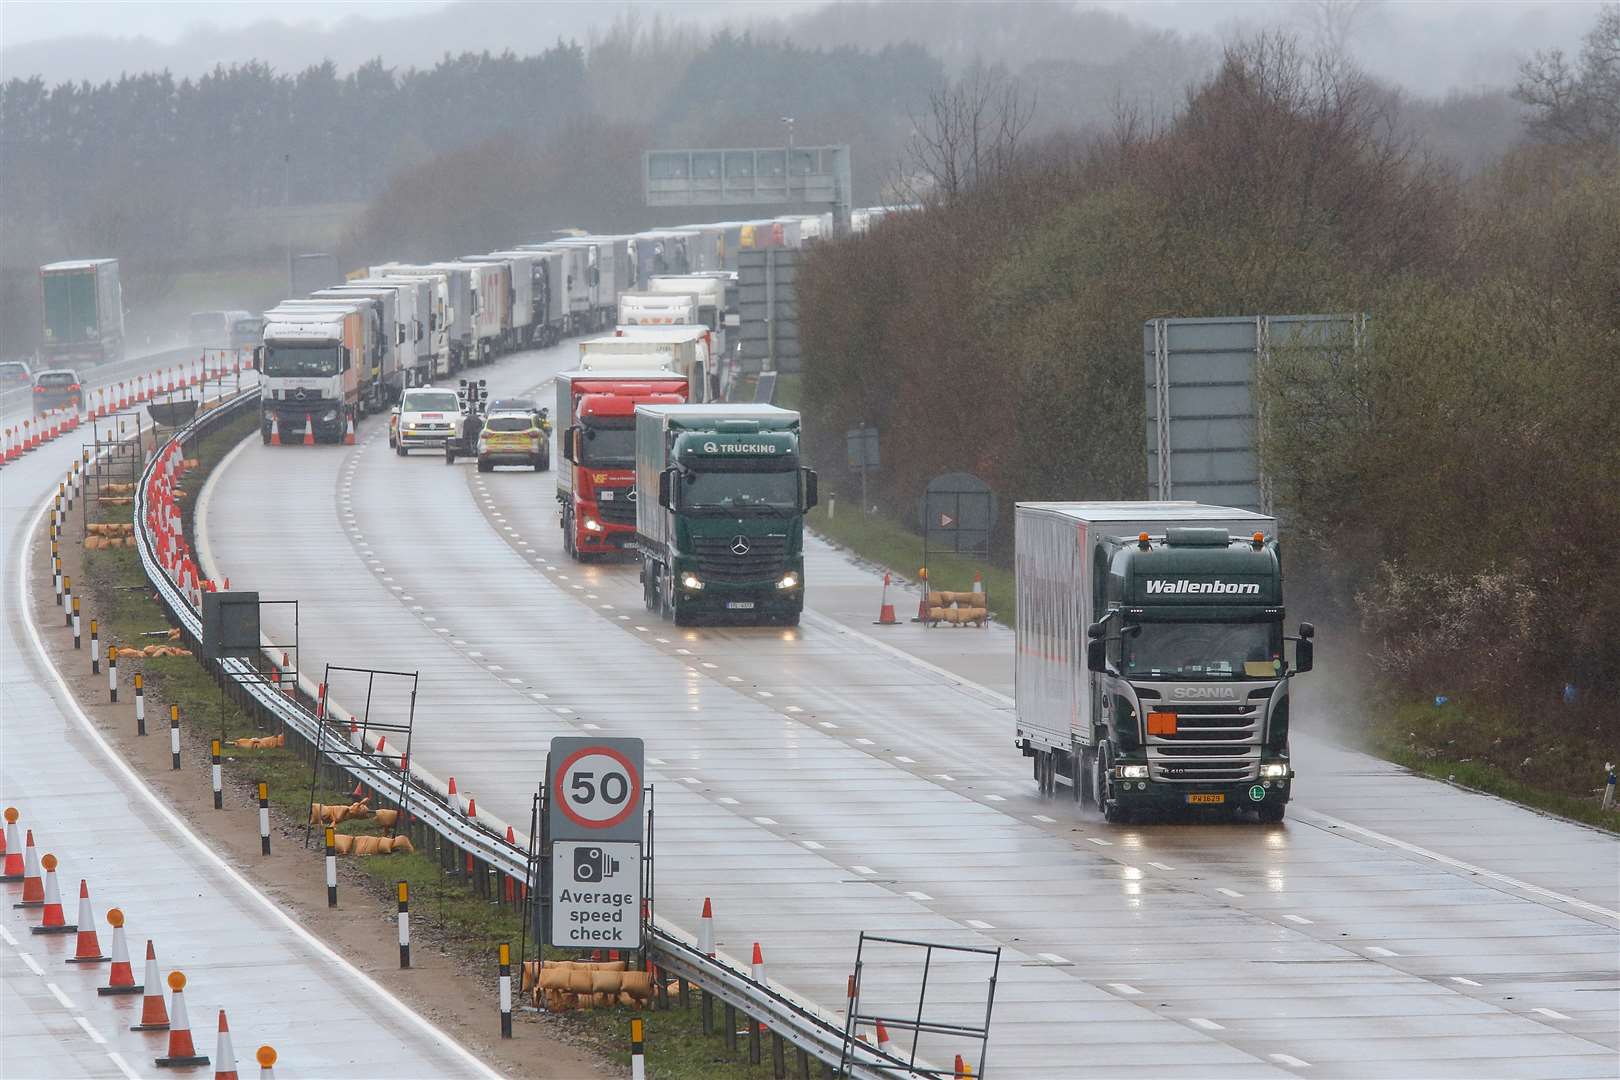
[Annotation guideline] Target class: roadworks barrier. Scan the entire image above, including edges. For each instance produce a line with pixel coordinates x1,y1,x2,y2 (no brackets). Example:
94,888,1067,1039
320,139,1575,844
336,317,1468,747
926,591,989,627
232,734,285,750
521,959,658,1011
330,833,415,856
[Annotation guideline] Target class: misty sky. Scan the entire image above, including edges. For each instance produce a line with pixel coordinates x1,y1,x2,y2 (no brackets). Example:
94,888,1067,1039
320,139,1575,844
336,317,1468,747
0,0,1604,98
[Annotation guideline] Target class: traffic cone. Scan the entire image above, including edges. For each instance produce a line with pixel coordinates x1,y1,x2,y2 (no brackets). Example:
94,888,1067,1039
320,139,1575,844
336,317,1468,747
1,807,22,880
66,879,109,961
448,777,463,816
30,853,77,933
13,829,43,903
876,1021,893,1055
972,571,984,595
214,1010,238,1079
751,942,766,984
875,572,897,625
302,414,315,446
699,897,714,957
955,1054,967,1078
255,1046,277,1079
343,414,356,445
268,415,281,446
98,909,143,995
154,971,210,1067
131,941,171,1028
466,797,477,820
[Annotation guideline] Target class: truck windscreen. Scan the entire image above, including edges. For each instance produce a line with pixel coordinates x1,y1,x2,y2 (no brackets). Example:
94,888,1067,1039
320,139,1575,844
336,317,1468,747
683,469,797,513
581,423,635,467
263,346,341,378
1122,621,1281,680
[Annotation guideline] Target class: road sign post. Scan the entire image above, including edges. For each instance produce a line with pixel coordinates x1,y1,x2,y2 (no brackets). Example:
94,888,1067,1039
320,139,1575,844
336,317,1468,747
544,738,645,953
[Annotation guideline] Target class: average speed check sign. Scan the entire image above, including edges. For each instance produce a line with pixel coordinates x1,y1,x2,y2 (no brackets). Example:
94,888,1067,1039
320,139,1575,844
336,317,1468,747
548,737,644,843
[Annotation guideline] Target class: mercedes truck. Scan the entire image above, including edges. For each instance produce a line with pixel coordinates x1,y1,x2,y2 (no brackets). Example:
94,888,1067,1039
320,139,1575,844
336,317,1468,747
1014,502,1314,823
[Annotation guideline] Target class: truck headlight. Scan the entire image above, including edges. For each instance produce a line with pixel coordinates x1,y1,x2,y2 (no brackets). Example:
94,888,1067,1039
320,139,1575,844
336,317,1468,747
680,572,703,590
583,518,603,532
776,572,799,590
1260,762,1290,779
1114,764,1149,780
321,409,337,422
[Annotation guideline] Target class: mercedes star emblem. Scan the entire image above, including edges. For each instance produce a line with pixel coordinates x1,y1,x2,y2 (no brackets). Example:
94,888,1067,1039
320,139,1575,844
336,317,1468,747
730,535,751,556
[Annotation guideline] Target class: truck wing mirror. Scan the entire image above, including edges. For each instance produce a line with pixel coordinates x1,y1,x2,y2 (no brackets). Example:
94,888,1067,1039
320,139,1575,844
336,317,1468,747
1298,621,1315,640
1086,621,1104,640
802,468,818,511
341,348,352,372
561,427,576,463
1294,637,1314,674
1086,639,1108,674
251,346,262,372
658,468,674,509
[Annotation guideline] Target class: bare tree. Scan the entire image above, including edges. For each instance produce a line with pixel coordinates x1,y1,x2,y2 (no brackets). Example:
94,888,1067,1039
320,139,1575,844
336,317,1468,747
901,67,1034,204
1515,3,1620,145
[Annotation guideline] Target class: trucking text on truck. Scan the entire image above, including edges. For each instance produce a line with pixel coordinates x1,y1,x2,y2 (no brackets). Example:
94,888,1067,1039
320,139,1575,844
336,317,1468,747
1014,502,1313,823
634,404,817,626
556,371,688,559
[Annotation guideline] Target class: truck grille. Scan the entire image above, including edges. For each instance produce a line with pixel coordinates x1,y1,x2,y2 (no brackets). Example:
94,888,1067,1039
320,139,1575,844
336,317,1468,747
692,534,787,583
596,496,636,526
1146,697,1263,783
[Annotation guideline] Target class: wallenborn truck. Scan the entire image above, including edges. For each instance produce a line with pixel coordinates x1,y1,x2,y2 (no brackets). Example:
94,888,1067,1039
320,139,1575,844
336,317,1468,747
555,370,688,559
1014,502,1314,823
40,260,124,366
634,404,817,626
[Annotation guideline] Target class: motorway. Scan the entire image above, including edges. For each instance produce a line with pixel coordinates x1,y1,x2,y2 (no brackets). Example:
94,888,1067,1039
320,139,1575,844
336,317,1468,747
198,337,1620,1077
0,355,494,1078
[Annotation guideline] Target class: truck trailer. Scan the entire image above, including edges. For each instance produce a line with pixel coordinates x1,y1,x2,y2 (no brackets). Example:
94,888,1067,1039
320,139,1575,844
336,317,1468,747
40,259,124,366
633,404,817,626
555,370,689,559
579,330,715,402
1014,502,1314,823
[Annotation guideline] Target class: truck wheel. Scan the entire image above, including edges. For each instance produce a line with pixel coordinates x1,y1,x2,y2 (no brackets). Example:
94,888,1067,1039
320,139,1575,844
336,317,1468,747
477,460,493,473
1078,748,1095,803
1096,744,1128,823
1257,802,1286,824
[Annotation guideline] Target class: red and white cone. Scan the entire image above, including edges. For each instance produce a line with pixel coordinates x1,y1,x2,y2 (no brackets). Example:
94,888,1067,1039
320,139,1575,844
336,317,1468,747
131,941,171,1029
448,777,463,816
154,971,210,1067
698,898,714,957
213,1010,238,1079
343,414,356,445
255,1046,277,1079
12,828,42,903
751,942,766,984
268,415,281,446
66,879,110,961
1,807,23,880
99,909,143,995
875,572,898,625
875,1020,893,1054
302,414,315,446
30,853,76,934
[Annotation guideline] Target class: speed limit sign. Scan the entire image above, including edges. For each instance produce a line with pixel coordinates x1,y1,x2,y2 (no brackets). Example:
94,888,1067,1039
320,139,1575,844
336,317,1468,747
548,737,644,843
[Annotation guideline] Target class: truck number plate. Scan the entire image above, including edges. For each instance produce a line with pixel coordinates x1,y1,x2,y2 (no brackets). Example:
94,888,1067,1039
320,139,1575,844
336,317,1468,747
725,601,756,610
599,491,614,501
1186,793,1225,805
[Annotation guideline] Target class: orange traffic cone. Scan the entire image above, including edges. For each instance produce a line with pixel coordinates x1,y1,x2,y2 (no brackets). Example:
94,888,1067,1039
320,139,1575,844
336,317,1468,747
268,415,281,446
131,941,171,1029
875,572,897,625
1,807,23,880
699,897,715,956
30,853,76,934
971,570,984,596
302,414,315,446
66,879,109,960
876,1020,893,1055
214,1010,238,1079
448,777,462,816
751,942,766,984
154,971,210,1067
343,414,356,445
98,909,143,995
13,829,44,904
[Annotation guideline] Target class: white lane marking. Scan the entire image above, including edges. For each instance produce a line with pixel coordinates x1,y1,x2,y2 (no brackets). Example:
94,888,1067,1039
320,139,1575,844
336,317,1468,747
1032,814,1056,824
552,707,573,716
1216,887,1244,898
818,721,837,729
784,706,803,714
487,665,503,672
530,692,549,701
19,951,44,976
674,647,690,654
965,919,995,930
1270,1053,1312,1068
434,627,449,634
1037,952,1070,965
895,755,916,764
937,773,956,782
466,650,483,657
1148,861,1176,871
1108,982,1142,995
906,891,934,901
107,1052,141,1080
0,925,15,945
1532,1007,1571,1020
680,777,701,785
1450,976,1482,987
983,794,1006,802
854,738,874,746
757,690,774,698
635,626,649,632
700,662,718,669
655,637,670,644
1365,946,1398,957
1303,810,1620,923
47,982,75,1009
506,678,523,685
716,797,738,805
753,817,778,826
1188,1017,1224,1031
1283,914,1314,925
1086,836,1112,846
74,1016,106,1044
850,865,876,875
647,757,665,766
800,840,823,849
726,675,742,682
581,723,601,731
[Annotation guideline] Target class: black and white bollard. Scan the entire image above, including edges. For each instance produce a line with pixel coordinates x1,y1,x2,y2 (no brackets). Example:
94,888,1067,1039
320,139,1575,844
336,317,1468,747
91,620,100,674
325,827,337,908
498,943,512,1038
397,882,411,968
169,705,181,770
258,783,270,855
72,597,81,649
210,740,222,809
107,646,118,703
631,1017,646,1079
134,674,146,736
63,574,73,626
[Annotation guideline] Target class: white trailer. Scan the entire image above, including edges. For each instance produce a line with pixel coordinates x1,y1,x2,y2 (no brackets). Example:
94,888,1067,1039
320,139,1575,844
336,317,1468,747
577,330,714,402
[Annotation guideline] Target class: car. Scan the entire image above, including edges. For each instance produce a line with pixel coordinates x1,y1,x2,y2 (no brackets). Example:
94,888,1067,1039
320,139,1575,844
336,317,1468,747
32,368,83,414
488,397,539,415
1,359,33,388
476,409,550,473
389,386,463,455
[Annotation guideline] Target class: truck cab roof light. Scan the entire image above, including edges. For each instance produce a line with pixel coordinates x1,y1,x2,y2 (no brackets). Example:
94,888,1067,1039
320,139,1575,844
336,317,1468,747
1252,531,1265,549
1138,532,1151,549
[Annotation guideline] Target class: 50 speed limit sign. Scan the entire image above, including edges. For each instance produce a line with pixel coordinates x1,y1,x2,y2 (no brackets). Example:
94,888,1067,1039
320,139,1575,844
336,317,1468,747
547,737,644,842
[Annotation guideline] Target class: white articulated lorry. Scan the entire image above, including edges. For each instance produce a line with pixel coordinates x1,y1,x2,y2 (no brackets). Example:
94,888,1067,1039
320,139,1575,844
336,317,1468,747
1014,502,1314,824
578,329,715,402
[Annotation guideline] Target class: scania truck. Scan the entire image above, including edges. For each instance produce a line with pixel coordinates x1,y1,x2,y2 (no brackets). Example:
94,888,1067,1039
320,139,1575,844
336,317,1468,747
555,370,688,559
1014,502,1314,823
634,404,817,626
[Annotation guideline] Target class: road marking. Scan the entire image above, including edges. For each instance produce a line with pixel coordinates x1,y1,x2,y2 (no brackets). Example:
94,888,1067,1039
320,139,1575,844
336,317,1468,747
1270,1053,1312,1068
966,919,994,930
47,982,75,1009
801,840,823,850
434,627,449,634
635,626,649,632
1216,887,1244,898
680,777,701,784
530,692,549,701
1037,952,1070,965
1148,861,1176,871
1450,976,1482,987
983,794,1006,802
1302,810,1620,922
784,706,803,713
1532,1007,1571,1020
581,722,600,730
1188,1017,1224,1031
937,773,956,782
1087,837,1112,846
1108,982,1142,995
552,706,573,715
717,796,739,805
726,675,742,682
74,1016,106,1044
895,755,916,764
906,891,934,902
506,678,523,685
850,865,876,875
1033,814,1056,823
108,1052,140,1079
487,665,503,672
818,721,837,729
1365,946,1398,957
757,690,774,698
675,648,690,655
701,662,718,669
656,637,670,644
753,817,778,826
0,925,15,945
855,738,874,746
19,951,44,976
1283,914,1314,925
647,757,665,765
467,650,483,657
